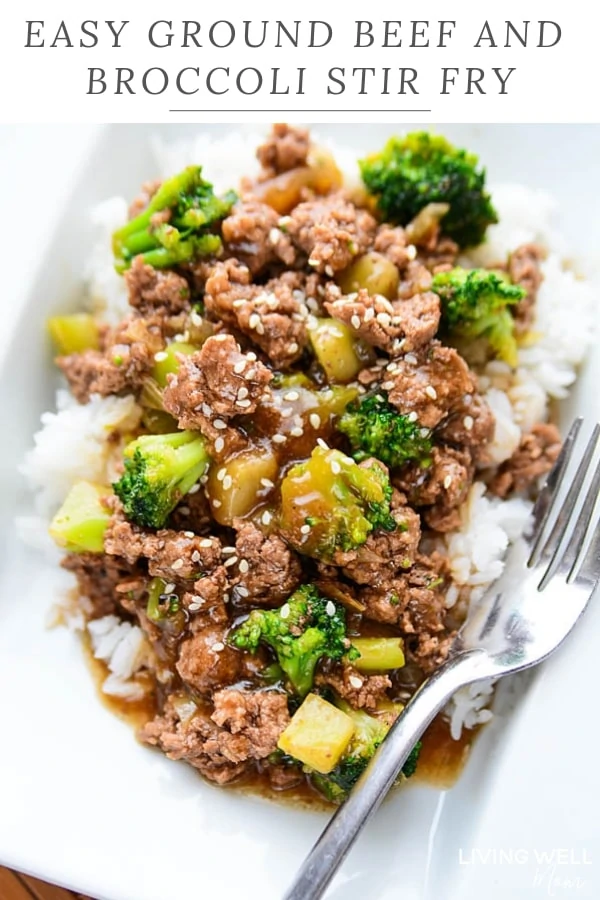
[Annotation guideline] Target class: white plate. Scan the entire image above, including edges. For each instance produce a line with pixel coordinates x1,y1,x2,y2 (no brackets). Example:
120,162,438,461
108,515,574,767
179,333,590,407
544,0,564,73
0,125,599,900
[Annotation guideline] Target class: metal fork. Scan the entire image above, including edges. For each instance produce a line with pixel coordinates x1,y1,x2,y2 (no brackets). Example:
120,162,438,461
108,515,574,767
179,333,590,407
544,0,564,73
285,418,600,900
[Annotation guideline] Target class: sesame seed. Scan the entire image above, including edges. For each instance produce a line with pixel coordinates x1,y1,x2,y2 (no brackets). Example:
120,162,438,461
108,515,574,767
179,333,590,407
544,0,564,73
171,558,184,571
214,437,225,453
179,507,190,516
308,257,319,267
261,510,273,526
224,556,238,567
405,353,418,365
223,475,233,490
239,559,249,574
425,385,438,399
213,419,227,430
188,601,202,612
281,407,293,418
269,227,281,245
222,546,237,555
272,433,287,444
237,386,249,400
211,642,225,653
290,426,304,437
364,307,375,322
237,586,249,598
330,460,341,475
246,351,257,361
217,467,226,482
213,499,222,508
260,478,275,489
284,391,299,401
233,298,246,308
233,360,246,374
202,403,212,417
245,369,256,380
349,675,364,689
325,265,334,277
153,350,168,362
164,582,176,593
406,244,417,260
376,312,391,327
191,551,201,562
420,427,430,438
280,603,291,619
351,314,361,330
309,413,321,429
381,381,395,391
249,313,260,330
325,600,336,617
464,415,474,431
184,531,195,539
317,438,329,450
214,334,228,342
256,321,265,335
200,539,213,548
278,216,291,228
300,524,311,534
237,398,252,408
288,341,299,354
190,311,203,327
443,475,452,489
408,411,418,423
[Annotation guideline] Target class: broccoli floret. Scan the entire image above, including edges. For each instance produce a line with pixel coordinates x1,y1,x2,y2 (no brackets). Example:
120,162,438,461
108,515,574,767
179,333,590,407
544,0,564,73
113,431,210,529
338,393,433,469
113,166,236,271
229,585,357,697
360,132,497,248
279,446,396,561
432,267,525,366
310,699,422,803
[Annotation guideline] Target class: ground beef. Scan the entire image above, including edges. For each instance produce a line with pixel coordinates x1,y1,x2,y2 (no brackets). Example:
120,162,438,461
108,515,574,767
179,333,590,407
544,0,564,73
397,260,434,299
140,696,249,784
395,446,474,533
436,393,496,463
373,224,412,268
104,510,222,582
489,422,561,498
508,242,545,333
169,488,212,534
368,342,476,430
317,665,391,711
222,197,296,275
232,521,302,606
162,334,272,448
211,688,290,759
286,194,377,274
61,552,144,619
204,261,309,368
176,624,246,696
124,257,191,317
256,123,310,177
57,317,163,404
418,236,460,274
324,285,440,355
182,566,230,625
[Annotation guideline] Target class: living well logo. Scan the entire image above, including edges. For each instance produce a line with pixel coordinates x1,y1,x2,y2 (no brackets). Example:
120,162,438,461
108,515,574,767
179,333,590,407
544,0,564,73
458,848,593,895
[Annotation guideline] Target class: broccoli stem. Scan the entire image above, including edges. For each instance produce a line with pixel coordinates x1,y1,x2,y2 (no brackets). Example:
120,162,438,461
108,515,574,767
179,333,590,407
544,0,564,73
350,637,405,672
49,481,112,553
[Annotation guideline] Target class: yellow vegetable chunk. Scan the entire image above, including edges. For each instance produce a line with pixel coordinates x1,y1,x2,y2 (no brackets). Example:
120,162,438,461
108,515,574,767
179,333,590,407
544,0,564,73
253,148,343,215
152,342,197,388
351,637,405,672
336,252,399,301
277,693,355,774
207,446,278,526
309,319,364,383
49,481,111,553
48,314,100,355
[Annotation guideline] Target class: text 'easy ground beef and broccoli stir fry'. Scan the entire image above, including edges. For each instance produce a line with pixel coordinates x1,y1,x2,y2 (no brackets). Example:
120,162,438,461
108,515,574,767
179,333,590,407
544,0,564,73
47,125,562,802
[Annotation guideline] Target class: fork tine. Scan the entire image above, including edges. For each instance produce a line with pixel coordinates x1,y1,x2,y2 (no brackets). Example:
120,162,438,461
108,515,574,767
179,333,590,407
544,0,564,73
573,519,600,588
528,417,583,567
538,424,600,590
565,455,600,580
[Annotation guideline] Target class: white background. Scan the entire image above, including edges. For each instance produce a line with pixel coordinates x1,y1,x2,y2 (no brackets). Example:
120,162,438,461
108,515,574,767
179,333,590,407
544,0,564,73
0,0,598,123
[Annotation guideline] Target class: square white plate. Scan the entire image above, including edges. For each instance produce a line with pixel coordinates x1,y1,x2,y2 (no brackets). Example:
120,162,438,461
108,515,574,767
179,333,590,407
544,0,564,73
0,124,599,900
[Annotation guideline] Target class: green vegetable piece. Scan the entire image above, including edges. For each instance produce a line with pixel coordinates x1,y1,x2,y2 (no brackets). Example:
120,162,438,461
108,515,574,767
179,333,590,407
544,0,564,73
336,251,399,301
309,698,422,803
309,319,365,384
48,314,100,355
229,585,357,697
113,430,210,529
146,577,181,622
152,341,197,388
112,166,236,271
360,132,497,248
49,481,111,553
432,267,525,367
351,637,405,672
279,446,396,562
338,392,433,469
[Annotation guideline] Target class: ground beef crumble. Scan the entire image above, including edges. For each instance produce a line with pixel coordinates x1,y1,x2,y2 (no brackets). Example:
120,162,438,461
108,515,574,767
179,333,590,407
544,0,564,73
489,422,561,497
508,242,545,333
286,193,377,274
256,123,310,178
317,665,391,711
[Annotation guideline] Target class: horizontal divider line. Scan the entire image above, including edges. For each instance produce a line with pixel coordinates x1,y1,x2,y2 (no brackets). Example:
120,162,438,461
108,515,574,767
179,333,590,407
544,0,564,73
168,108,432,113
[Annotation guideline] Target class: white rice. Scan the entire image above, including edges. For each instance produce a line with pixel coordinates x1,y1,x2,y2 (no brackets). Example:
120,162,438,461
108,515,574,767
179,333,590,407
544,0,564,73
18,127,597,718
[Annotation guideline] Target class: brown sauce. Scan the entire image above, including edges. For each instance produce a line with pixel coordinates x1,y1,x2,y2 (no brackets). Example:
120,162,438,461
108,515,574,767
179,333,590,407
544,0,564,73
82,636,477,808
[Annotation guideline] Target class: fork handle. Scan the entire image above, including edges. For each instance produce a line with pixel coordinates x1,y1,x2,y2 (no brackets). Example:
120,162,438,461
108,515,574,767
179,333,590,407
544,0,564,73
283,650,489,900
